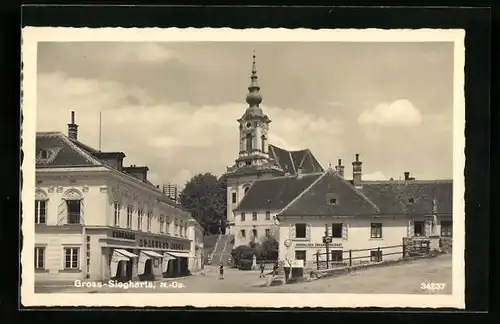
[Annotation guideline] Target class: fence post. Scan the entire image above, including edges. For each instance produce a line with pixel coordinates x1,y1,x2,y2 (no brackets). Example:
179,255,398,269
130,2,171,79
377,247,381,262
316,251,320,270
402,242,406,259
349,250,352,267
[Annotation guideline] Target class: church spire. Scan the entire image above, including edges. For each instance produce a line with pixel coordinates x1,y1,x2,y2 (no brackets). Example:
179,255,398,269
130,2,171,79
245,51,263,111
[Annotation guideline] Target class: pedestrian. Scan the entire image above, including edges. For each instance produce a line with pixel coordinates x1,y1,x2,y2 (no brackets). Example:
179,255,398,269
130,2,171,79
219,262,224,280
272,261,279,276
259,262,265,278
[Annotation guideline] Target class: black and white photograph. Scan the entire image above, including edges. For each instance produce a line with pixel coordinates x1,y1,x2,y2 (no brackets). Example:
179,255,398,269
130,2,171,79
21,27,465,308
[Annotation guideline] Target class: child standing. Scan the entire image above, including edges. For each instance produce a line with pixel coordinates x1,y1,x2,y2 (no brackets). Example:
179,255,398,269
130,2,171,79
219,262,224,280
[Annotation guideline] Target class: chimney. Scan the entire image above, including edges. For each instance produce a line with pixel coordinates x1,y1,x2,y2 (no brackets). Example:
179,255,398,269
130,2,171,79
67,111,78,140
404,172,415,181
352,153,362,188
123,165,149,183
335,158,345,178
92,152,126,171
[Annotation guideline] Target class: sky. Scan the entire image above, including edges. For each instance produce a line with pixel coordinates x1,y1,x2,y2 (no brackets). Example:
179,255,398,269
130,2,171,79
36,41,455,188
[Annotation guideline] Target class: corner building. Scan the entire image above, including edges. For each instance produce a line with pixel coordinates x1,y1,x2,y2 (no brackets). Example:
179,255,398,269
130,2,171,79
34,113,202,284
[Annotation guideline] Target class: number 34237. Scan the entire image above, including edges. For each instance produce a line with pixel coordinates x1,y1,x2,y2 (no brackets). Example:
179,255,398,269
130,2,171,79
420,283,446,290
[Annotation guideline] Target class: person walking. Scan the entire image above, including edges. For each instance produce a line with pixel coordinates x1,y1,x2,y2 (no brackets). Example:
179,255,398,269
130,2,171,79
259,262,265,278
219,262,224,280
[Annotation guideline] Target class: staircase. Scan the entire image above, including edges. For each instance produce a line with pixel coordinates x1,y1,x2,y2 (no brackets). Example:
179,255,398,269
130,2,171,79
211,234,235,266
203,234,220,265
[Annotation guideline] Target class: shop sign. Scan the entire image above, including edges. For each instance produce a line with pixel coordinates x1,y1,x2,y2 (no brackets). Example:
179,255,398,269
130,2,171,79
139,238,170,249
295,242,342,249
111,230,136,240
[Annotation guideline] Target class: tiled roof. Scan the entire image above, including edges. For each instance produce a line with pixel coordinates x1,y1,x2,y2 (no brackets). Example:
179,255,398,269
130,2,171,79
279,169,381,217
269,145,324,175
36,132,102,167
234,173,323,212
360,180,453,216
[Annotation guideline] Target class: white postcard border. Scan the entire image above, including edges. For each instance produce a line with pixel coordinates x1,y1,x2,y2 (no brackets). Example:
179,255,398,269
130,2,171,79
21,27,466,308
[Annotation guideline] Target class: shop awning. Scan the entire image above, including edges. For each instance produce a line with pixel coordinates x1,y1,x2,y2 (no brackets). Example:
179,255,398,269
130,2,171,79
115,249,139,258
141,250,164,258
166,251,190,258
111,250,130,262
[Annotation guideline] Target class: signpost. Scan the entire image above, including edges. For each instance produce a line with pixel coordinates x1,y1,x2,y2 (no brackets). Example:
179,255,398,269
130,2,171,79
324,224,330,269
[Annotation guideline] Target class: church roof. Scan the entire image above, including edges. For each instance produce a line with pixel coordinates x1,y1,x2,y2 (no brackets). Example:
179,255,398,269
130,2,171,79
268,144,324,175
234,173,323,212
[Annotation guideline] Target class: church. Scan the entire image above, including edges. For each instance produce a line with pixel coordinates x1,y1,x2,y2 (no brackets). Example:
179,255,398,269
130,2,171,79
225,54,453,266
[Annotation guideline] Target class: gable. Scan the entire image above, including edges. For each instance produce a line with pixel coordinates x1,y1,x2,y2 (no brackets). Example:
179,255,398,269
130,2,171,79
235,173,323,212
36,132,101,168
279,170,380,217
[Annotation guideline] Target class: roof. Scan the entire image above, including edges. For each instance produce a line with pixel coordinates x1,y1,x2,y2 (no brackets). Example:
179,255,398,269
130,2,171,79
268,144,324,175
359,180,453,216
36,132,102,167
279,169,381,217
236,167,453,217
234,173,323,212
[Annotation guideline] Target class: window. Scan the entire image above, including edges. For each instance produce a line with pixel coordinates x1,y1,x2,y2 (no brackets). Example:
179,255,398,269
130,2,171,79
252,229,258,238
240,229,246,238
137,209,143,231
241,212,246,221
295,250,306,262
126,206,133,229
184,225,187,237
40,149,48,159
34,247,45,269
113,202,121,226
64,247,79,269
66,200,81,224
35,200,47,224
408,197,415,203
160,215,165,233
414,221,425,237
166,217,171,234
329,198,337,205
295,223,307,239
252,212,257,221
244,186,250,194
246,133,252,151
147,212,152,232
174,221,179,235
331,223,343,238
232,192,237,204
261,136,266,152
245,161,252,166
370,223,383,238
441,220,452,237
265,229,271,237
265,211,271,220
331,250,343,262
370,250,383,262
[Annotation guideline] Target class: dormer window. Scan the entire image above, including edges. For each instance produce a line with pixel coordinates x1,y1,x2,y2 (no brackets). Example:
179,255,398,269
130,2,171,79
40,149,48,159
408,198,415,204
326,193,338,206
329,198,337,205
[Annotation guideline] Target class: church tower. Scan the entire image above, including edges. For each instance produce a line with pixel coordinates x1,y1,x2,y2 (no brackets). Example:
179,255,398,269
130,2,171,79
235,52,271,167
224,52,285,234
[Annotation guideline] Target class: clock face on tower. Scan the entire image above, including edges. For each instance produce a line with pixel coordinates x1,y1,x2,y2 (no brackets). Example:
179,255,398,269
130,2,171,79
245,122,252,129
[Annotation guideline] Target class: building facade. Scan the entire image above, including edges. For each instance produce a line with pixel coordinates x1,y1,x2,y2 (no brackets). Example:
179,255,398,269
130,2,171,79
225,53,323,238
34,113,202,284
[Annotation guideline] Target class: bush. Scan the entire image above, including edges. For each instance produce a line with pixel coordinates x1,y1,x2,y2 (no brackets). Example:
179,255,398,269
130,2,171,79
231,245,257,266
237,259,253,271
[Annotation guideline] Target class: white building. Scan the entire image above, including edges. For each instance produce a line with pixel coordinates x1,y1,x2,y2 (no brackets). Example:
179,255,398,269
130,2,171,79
34,112,203,284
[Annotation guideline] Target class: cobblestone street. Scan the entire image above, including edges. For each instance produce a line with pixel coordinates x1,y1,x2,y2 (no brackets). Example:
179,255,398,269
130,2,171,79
35,255,452,294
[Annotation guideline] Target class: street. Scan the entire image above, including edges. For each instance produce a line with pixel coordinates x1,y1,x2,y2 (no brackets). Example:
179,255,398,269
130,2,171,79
35,255,452,294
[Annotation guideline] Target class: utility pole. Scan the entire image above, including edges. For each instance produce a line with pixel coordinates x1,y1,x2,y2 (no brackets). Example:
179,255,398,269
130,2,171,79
325,223,330,269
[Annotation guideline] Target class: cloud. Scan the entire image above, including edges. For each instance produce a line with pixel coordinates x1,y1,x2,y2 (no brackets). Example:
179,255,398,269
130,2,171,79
36,72,344,187
358,99,423,127
362,171,389,181
112,43,178,63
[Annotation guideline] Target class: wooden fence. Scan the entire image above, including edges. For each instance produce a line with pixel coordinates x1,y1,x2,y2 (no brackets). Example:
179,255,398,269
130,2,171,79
312,240,430,270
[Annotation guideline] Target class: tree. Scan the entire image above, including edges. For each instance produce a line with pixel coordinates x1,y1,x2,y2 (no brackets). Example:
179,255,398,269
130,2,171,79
258,237,279,261
178,172,227,235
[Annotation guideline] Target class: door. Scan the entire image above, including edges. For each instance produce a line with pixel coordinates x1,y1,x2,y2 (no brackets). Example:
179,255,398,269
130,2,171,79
294,250,306,266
